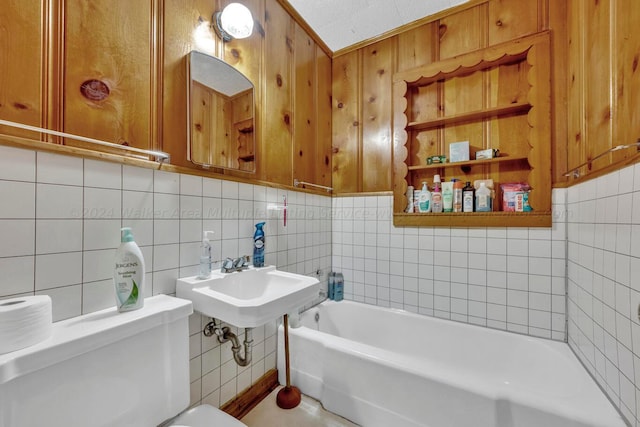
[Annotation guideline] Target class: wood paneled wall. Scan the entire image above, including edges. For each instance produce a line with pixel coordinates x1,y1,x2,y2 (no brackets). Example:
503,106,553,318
331,0,568,193
0,0,332,190
567,0,640,177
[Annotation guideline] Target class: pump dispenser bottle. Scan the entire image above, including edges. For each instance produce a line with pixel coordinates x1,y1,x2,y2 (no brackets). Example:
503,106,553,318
418,181,431,212
197,231,215,279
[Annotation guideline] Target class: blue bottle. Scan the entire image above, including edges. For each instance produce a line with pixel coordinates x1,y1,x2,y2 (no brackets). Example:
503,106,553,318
328,272,335,300
333,273,344,301
253,222,265,267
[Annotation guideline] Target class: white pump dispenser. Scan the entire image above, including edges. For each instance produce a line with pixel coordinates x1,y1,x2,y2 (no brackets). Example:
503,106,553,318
198,231,215,279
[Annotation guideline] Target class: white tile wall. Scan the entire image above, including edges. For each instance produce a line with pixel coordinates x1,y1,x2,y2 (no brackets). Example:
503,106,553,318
4,143,637,425
567,163,640,426
0,145,331,410
332,191,568,341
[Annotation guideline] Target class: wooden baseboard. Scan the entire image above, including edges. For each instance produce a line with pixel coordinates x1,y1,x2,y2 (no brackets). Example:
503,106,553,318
220,369,279,420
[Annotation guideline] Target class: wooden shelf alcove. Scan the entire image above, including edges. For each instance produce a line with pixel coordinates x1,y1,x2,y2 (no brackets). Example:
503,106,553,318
392,31,553,228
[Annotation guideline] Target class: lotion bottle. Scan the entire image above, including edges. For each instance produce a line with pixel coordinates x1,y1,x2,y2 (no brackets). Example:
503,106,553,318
418,181,431,213
431,175,443,213
114,227,145,312
442,181,453,213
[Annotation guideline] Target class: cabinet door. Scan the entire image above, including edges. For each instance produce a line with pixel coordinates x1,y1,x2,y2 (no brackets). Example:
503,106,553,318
63,0,154,151
0,0,44,138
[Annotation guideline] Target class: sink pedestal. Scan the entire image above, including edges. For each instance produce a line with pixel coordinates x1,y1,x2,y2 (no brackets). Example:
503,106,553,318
276,314,301,409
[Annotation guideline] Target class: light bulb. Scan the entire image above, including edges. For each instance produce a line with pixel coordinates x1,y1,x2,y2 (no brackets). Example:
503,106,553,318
219,3,253,39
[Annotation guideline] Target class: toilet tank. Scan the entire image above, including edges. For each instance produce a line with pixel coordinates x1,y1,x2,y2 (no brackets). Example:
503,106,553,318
0,295,193,427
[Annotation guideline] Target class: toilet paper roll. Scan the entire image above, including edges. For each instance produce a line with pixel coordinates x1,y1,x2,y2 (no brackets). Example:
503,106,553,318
0,295,53,355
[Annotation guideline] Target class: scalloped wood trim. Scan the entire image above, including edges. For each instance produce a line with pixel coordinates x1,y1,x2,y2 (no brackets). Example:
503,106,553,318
394,31,550,85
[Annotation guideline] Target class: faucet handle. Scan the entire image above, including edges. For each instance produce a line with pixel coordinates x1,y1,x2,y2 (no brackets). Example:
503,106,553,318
222,258,234,272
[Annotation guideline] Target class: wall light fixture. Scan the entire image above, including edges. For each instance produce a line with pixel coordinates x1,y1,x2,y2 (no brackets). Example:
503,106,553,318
212,3,254,42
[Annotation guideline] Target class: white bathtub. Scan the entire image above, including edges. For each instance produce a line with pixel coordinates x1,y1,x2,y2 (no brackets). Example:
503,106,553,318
277,300,626,427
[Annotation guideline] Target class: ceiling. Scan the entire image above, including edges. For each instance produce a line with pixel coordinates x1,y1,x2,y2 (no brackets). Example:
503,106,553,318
285,0,469,52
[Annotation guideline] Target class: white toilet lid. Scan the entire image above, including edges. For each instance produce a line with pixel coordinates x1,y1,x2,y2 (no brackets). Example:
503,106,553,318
169,404,247,427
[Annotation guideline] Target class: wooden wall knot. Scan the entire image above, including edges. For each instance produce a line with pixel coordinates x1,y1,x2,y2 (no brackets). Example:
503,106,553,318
352,121,359,127
438,24,447,38
80,79,110,102
12,102,28,110
276,74,283,87
495,19,503,27
632,54,639,73
283,114,290,125
337,102,344,109
231,49,240,59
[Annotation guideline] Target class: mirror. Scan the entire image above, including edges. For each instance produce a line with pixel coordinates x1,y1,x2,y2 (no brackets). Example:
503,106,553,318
187,51,255,172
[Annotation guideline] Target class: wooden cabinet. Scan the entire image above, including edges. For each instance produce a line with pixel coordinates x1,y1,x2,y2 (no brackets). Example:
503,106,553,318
393,32,552,227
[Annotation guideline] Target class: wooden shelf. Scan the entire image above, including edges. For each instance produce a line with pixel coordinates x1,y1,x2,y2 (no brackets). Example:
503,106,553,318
407,103,531,132
394,211,552,228
391,32,553,228
407,155,529,171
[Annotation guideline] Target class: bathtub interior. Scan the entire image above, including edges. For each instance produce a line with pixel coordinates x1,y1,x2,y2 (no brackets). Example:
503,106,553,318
280,300,627,427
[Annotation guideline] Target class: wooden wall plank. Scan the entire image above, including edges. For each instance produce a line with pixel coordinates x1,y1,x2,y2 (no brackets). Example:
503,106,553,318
549,0,568,183
396,23,436,72
584,0,612,171
361,39,394,192
0,0,43,139
64,0,153,150
488,0,541,45
438,5,485,59
263,1,293,184
315,47,332,187
566,0,584,174
613,0,640,161
162,0,216,168
332,51,361,193
293,23,317,185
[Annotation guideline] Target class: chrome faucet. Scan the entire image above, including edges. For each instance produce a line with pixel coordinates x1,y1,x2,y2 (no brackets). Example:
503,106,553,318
221,255,250,273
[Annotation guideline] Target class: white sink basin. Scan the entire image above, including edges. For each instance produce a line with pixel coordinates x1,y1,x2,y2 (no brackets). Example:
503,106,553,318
176,265,320,327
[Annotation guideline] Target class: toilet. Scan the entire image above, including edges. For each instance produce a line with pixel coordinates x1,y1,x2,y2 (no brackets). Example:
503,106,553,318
0,295,246,427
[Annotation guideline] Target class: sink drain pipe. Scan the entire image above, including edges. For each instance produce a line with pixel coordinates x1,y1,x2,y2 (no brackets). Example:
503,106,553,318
204,318,253,366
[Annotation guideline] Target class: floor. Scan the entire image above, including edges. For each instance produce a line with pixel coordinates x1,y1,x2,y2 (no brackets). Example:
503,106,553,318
241,386,359,427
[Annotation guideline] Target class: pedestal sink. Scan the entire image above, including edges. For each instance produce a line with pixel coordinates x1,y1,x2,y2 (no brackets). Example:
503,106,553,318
176,265,320,327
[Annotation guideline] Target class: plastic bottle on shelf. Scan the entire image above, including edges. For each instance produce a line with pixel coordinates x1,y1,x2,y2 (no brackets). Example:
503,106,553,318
405,186,415,213
462,181,475,213
431,175,443,213
442,181,453,213
475,182,493,212
418,181,431,213
453,179,463,213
